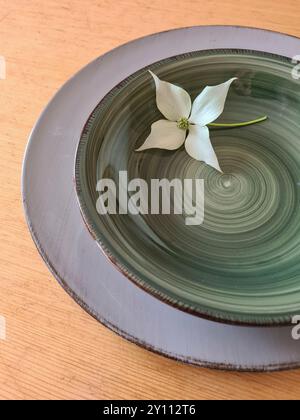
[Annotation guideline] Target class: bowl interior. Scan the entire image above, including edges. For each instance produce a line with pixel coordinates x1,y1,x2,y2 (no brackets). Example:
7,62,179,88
75,49,300,324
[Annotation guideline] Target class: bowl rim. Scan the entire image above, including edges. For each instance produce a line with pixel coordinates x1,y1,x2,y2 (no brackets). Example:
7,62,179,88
74,25,300,327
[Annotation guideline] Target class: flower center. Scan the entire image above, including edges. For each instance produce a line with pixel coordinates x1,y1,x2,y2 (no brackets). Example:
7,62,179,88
177,117,190,130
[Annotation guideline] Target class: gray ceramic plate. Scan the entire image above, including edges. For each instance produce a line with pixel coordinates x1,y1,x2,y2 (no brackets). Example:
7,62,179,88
75,29,300,325
23,26,300,370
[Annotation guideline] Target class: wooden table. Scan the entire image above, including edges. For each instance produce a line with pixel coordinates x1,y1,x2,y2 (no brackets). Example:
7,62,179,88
1,0,300,400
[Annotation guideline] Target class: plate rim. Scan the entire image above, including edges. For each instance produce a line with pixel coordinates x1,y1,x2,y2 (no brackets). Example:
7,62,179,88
21,25,300,371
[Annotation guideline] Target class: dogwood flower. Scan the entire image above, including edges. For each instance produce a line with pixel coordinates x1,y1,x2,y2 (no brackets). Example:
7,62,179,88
136,71,267,172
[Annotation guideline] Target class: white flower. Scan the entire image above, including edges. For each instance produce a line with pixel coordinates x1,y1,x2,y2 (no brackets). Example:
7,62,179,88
136,71,237,172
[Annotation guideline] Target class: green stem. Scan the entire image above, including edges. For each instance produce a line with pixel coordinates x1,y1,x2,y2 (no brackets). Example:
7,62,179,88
208,115,268,128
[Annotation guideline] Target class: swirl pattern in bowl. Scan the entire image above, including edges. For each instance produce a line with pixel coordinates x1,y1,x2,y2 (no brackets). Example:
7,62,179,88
75,50,300,325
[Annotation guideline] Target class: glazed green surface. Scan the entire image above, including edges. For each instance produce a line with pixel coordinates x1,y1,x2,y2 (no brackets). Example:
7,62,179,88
76,50,300,324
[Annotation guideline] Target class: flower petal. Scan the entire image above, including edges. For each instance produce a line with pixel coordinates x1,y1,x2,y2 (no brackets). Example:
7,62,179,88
136,120,186,151
149,71,191,121
189,78,237,126
185,125,222,172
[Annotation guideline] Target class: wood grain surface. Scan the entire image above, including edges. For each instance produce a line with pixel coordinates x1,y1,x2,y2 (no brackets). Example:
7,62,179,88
1,0,300,400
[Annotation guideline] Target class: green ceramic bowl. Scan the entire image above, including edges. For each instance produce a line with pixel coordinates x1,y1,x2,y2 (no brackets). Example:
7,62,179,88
75,49,300,325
